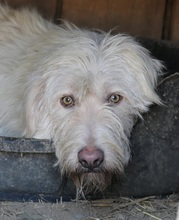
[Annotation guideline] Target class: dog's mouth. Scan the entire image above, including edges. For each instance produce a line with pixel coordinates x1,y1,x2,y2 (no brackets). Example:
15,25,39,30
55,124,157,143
70,169,112,198
78,166,104,174
76,163,104,174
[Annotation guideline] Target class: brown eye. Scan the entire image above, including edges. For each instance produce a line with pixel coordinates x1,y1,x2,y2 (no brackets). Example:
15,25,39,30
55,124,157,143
61,96,74,107
108,94,123,104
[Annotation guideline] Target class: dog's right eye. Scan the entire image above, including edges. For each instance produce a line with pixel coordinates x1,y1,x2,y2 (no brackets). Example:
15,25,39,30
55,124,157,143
60,96,74,108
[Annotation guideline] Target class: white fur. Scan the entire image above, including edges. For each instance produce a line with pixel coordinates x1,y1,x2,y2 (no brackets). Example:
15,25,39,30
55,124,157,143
0,5,163,197
177,207,179,220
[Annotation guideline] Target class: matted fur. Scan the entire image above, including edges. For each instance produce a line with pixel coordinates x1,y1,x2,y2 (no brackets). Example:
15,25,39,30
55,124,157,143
0,5,163,197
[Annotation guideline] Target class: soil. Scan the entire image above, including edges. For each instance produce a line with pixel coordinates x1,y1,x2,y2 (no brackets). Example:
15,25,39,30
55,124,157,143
0,194,178,220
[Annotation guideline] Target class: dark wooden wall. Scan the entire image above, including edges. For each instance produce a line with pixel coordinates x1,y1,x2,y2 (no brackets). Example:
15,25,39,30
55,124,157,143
1,0,179,44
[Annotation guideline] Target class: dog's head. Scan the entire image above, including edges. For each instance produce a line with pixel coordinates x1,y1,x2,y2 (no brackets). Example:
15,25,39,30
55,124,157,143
25,24,163,197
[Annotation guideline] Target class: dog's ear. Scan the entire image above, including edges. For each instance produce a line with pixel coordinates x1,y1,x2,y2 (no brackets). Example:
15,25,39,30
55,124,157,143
25,76,47,137
136,47,164,106
121,40,164,112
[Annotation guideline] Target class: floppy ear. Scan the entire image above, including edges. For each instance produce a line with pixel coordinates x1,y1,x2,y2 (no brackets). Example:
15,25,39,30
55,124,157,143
24,76,47,137
122,41,164,112
135,47,164,106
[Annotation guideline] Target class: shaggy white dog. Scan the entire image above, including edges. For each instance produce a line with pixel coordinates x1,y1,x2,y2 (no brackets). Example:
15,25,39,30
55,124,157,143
0,5,163,197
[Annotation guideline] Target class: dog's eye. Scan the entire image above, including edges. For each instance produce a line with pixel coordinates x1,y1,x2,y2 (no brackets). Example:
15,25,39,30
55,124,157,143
108,94,123,104
61,96,74,107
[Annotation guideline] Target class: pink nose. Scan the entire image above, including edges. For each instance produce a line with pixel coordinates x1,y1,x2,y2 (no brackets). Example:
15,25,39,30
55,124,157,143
78,147,104,170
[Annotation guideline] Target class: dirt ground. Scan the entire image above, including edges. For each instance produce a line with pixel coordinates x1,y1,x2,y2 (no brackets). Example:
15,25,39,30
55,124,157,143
0,194,178,220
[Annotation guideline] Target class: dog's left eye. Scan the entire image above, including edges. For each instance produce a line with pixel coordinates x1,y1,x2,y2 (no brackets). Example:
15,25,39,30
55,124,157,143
108,94,123,104
61,96,74,107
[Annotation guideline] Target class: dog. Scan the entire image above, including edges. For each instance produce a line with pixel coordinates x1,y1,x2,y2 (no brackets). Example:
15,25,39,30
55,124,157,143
0,5,163,198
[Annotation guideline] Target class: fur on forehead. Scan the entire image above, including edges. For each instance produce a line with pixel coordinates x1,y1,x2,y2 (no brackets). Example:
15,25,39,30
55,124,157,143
36,23,163,107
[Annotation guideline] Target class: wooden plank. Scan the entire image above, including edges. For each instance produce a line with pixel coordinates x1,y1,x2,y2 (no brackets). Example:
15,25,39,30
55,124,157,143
162,0,174,40
170,0,179,44
0,0,59,20
61,0,166,40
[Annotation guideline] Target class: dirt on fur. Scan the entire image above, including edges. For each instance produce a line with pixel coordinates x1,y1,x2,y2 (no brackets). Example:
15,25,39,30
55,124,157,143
0,194,178,220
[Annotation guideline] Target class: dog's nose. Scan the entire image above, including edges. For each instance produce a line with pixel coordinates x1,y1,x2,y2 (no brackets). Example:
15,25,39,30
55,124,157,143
78,147,104,170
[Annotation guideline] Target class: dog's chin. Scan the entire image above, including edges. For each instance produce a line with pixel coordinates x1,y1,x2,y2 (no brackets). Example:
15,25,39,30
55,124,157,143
70,171,112,199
